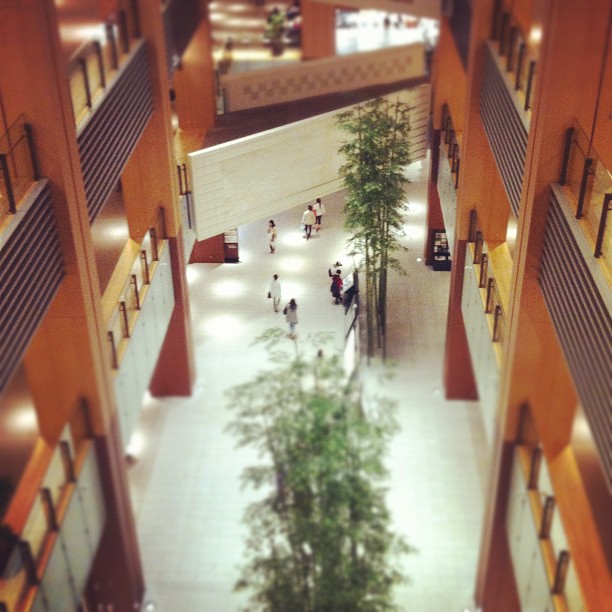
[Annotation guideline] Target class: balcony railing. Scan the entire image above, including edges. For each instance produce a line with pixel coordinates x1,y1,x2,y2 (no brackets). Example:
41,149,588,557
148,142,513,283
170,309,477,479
440,104,461,190
560,121,612,276
67,5,141,127
0,400,92,610
491,0,539,114
0,115,38,217
468,210,506,346
107,208,166,369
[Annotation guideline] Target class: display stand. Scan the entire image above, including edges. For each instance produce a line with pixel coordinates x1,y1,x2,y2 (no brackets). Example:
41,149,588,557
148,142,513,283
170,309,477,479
432,229,451,271
224,229,239,263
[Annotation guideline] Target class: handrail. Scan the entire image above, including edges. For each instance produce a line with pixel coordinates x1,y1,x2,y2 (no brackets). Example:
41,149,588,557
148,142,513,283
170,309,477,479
0,115,37,215
468,210,506,345
560,120,612,270
440,104,461,189
67,8,141,126
106,208,167,370
490,0,539,115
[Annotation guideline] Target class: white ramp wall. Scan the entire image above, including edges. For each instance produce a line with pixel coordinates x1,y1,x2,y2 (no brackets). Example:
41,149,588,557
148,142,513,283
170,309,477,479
189,84,430,241
220,43,425,112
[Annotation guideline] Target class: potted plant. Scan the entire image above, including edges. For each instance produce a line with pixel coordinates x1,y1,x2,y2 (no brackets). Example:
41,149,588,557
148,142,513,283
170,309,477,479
265,9,286,56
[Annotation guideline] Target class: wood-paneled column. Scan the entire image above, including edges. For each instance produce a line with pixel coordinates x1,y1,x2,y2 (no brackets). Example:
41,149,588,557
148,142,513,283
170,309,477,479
120,0,196,395
0,0,145,606
301,0,335,59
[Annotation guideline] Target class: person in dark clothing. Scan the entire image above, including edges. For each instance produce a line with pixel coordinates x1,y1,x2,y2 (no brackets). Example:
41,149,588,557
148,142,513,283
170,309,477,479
328,268,343,304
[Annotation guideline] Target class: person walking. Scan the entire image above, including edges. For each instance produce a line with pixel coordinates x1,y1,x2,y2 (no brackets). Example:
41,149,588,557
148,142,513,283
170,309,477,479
328,268,343,304
268,274,282,312
283,298,298,337
301,205,315,240
267,220,277,253
312,197,326,232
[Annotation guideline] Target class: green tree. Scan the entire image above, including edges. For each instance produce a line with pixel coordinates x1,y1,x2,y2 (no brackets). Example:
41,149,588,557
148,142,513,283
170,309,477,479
227,330,413,611
336,97,413,361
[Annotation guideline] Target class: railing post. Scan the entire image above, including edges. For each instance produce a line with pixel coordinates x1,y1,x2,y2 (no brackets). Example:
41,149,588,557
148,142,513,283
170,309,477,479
0,153,16,213
524,60,536,111
141,250,150,284
479,253,488,288
108,331,118,368
553,551,570,594
106,22,119,69
506,27,517,72
59,440,76,483
131,274,140,310
559,127,574,185
492,304,503,342
150,227,159,261
539,496,555,539
79,57,92,109
527,446,542,489
158,206,167,239
119,301,130,337
515,42,525,90
118,10,130,53
177,164,184,195
594,193,612,258
491,0,502,40
129,0,141,38
182,163,190,193
454,158,460,189
499,13,510,55
474,230,483,264
185,192,193,229
468,209,478,242
23,123,40,180
485,278,495,313
94,40,106,88
40,488,59,531
576,157,593,218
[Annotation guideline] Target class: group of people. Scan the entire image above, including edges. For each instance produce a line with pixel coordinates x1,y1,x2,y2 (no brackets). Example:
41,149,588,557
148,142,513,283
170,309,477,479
268,266,358,339
265,196,358,339
266,197,326,254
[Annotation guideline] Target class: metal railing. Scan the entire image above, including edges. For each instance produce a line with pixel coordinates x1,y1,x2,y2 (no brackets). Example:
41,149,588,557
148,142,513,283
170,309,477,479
560,121,612,271
440,104,460,189
491,0,539,113
468,210,506,345
107,208,166,370
0,399,92,610
177,161,194,230
0,115,38,216
67,5,141,126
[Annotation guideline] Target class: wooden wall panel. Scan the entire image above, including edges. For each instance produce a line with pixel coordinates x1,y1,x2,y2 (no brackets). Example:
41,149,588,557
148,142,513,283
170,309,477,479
539,186,612,490
0,180,64,393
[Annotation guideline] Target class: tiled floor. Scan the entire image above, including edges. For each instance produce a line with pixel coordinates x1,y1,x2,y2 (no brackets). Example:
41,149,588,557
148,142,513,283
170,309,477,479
127,158,488,611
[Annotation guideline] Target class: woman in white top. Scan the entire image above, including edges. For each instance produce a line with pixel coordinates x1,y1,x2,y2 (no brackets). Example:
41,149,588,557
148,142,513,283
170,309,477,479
268,274,282,312
312,197,326,232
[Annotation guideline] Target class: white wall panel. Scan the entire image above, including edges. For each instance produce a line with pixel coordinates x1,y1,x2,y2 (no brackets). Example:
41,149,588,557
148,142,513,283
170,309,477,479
506,452,554,611
461,250,499,447
221,44,425,112
36,542,76,611
190,86,430,240
113,245,175,450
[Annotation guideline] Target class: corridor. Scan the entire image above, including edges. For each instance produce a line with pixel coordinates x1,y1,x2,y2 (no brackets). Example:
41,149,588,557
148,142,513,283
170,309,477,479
127,158,488,610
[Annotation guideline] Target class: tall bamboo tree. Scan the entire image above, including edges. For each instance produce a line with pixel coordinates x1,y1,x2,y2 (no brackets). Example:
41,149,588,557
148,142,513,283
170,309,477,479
336,97,413,360
228,330,413,611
